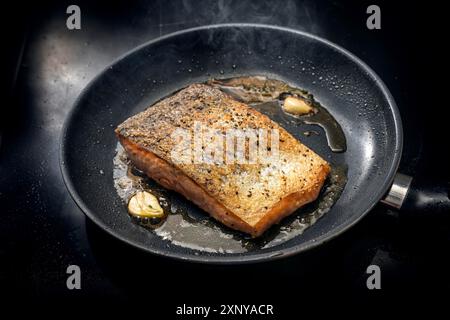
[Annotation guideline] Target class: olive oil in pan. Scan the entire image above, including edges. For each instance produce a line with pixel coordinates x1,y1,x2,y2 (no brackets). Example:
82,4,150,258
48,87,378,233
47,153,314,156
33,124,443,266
113,76,348,253
113,145,170,228
114,143,248,253
209,76,347,152
113,148,347,253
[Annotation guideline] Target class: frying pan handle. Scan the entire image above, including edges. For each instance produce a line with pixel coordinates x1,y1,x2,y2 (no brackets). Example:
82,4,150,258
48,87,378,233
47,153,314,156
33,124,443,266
382,173,450,213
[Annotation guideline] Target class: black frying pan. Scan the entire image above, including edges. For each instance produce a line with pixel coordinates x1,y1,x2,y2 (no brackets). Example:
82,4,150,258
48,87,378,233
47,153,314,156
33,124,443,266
60,24,448,264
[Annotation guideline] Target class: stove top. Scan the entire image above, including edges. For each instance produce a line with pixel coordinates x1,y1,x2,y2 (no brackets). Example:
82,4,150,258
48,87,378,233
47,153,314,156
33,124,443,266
1,0,449,313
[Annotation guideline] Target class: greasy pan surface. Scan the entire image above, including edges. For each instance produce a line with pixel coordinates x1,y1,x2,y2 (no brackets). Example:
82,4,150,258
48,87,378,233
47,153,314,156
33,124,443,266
61,24,402,264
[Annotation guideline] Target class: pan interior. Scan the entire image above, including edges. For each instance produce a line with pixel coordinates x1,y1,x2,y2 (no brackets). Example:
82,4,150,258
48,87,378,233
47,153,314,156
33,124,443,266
61,25,401,263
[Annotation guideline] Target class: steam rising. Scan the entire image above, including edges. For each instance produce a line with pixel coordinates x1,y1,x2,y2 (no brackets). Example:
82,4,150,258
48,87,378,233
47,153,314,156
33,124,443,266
156,0,320,34
168,0,321,34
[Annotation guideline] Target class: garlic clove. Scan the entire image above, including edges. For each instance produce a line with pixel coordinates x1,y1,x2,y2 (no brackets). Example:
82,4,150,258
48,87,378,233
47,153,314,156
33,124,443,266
282,96,313,115
128,191,164,218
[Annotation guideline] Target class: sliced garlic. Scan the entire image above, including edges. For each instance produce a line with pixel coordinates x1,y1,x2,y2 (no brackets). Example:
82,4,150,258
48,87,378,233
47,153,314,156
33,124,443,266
128,191,164,218
282,96,313,115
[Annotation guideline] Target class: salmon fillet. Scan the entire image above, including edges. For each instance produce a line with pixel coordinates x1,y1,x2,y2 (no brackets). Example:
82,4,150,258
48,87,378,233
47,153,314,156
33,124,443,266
116,84,330,237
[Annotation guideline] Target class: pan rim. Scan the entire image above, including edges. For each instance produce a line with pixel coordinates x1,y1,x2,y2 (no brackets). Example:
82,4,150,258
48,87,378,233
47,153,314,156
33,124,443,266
60,23,403,264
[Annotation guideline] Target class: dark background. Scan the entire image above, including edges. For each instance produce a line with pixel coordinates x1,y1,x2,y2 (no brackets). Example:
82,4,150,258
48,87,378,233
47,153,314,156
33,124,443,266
1,0,449,315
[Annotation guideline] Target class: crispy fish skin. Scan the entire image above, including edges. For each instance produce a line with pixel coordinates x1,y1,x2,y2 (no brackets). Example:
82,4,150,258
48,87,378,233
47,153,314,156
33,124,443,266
116,84,330,237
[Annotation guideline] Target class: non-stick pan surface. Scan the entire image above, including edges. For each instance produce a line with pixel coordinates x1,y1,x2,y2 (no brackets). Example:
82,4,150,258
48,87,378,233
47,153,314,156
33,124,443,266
60,24,402,264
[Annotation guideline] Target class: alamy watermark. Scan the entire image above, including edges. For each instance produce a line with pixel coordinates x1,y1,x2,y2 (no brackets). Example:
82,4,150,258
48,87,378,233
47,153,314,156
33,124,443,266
366,264,381,289
66,264,81,290
66,5,81,30
170,121,280,165
366,5,381,30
